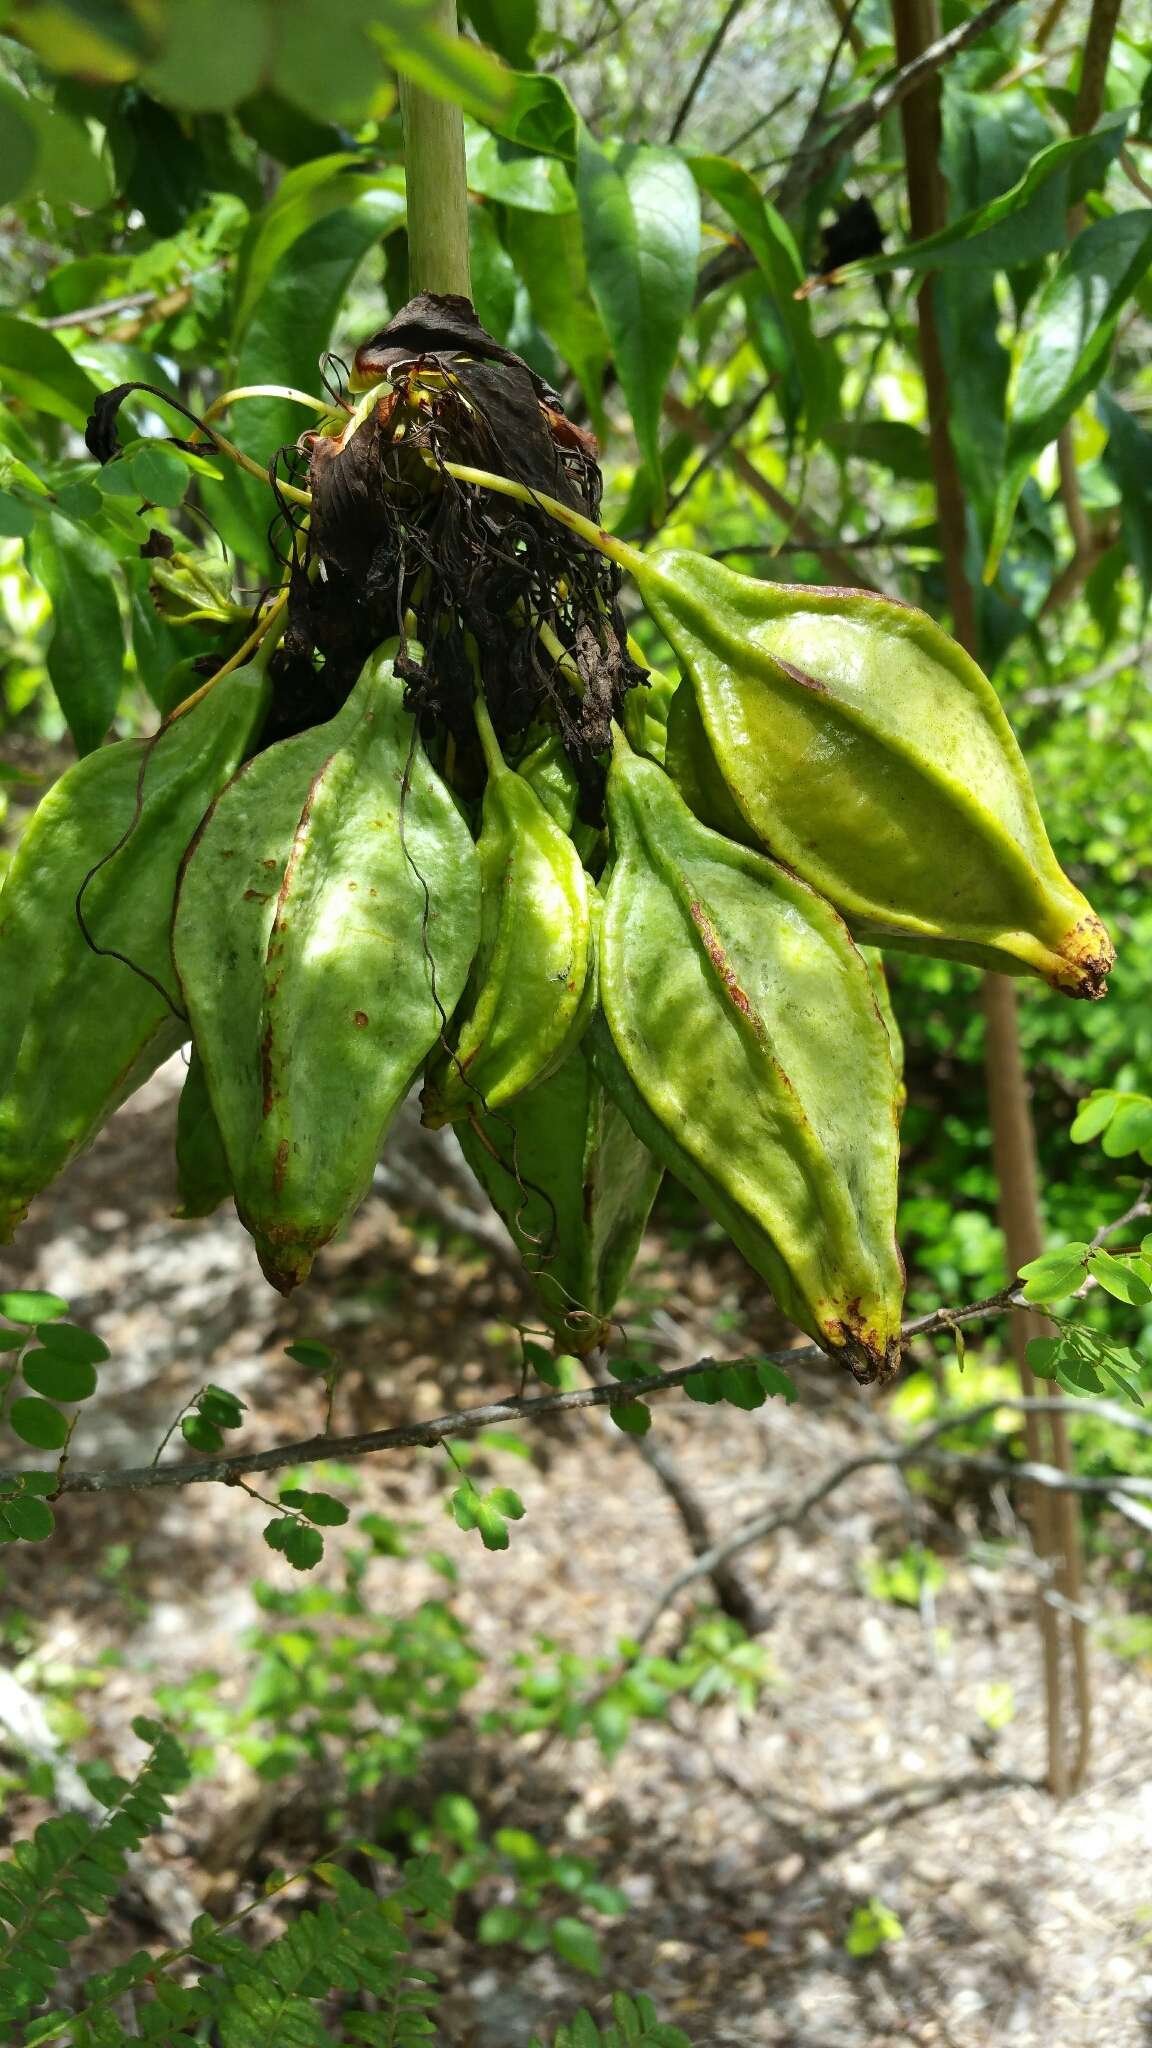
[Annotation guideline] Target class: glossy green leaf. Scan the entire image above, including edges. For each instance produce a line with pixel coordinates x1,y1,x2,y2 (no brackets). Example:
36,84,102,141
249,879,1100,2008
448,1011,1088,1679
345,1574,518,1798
278,1489,349,1526
469,201,518,340
505,206,609,425
29,515,125,754
466,120,574,211
1070,1090,1121,1143
577,135,700,507
1100,1096,1152,1157
1017,1244,1089,1302
691,155,832,438
841,113,1131,279
10,1397,69,1450
264,1516,325,1569
988,212,1152,576
3,1496,55,1543
488,69,578,159
0,1291,68,1324
181,1414,224,1453
0,315,98,430
0,82,39,206
1087,1248,1152,1304
33,1323,109,1364
464,0,537,67
22,1352,98,1402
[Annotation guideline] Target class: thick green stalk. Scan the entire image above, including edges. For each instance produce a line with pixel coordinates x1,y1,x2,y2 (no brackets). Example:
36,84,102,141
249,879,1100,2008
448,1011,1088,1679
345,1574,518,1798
399,0,472,296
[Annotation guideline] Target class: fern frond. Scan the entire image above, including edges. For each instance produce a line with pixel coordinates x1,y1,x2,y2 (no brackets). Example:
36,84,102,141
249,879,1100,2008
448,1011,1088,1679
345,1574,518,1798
531,1990,695,2048
0,1722,189,2031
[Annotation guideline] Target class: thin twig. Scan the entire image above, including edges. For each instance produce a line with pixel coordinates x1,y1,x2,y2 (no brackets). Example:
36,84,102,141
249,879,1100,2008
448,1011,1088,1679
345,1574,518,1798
1,1288,1028,1499
616,1394,1152,1660
667,0,749,144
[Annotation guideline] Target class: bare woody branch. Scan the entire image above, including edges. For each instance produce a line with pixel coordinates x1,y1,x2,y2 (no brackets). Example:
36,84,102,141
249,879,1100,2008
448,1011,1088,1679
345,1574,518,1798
0,1287,1028,1499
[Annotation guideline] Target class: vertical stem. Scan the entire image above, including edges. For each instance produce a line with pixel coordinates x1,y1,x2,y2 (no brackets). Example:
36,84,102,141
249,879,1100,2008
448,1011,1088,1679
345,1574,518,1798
891,0,1082,1800
398,0,472,298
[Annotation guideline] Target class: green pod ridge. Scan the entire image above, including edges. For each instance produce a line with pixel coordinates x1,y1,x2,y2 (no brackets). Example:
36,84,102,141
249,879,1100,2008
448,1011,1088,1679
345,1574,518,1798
174,650,480,1293
421,697,592,1129
0,660,269,1240
174,1048,231,1220
516,731,603,869
597,732,905,1383
454,1041,663,1353
859,947,906,1116
639,551,1113,998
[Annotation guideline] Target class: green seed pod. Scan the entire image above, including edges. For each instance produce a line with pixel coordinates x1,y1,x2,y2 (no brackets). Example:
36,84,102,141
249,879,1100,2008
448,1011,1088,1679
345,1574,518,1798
422,698,593,1130
0,661,269,1240
859,947,906,1116
174,1049,231,1219
638,552,1113,997
596,730,904,1382
174,649,480,1292
455,1041,663,1353
516,731,603,870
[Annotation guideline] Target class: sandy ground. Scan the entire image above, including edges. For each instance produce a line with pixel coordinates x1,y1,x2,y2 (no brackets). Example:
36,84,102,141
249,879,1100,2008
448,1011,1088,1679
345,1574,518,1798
2,1059,1151,2048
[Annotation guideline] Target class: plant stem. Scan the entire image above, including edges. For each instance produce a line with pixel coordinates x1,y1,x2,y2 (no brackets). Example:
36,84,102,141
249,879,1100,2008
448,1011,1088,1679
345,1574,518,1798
398,0,472,297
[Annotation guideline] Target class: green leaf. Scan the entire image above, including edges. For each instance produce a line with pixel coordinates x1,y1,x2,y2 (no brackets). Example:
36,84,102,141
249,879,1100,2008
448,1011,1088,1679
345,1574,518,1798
0,489,35,538
197,1385,246,1430
717,1364,766,1411
691,155,832,439
1087,1248,1152,1305
1098,387,1152,612
488,69,578,160
841,113,1131,280
10,1398,69,1451
3,1496,55,1544
284,1341,333,1369
755,1360,798,1402
478,1903,526,1943
0,315,98,429
1017,1245,1089,1303
25,98,115,209
277,1489,349,1526
264,1516,325,1570
1070,1090,1121,1143
181,1414,225,1454
475,1501,511,1549
1024,1335,1060,1374
988,211,1152,577
550,1916,603,1975
1100,1096,1152,1158
30,514,125,754
213,178,406,564
0,81,39,206
463,0,537,67
34,1323,109,1366
487,1486,526,1520
469,200,518,341
0,1291,68,1324
1055,1349,1105,1396
22,1353,98,1403
577,134,700,509
466,121,575,212
505,206,609,428
610,1397,652,1435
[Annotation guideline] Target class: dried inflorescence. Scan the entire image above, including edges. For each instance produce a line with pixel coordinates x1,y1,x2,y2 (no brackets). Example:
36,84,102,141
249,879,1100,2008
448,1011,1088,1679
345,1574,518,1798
280,293,645,818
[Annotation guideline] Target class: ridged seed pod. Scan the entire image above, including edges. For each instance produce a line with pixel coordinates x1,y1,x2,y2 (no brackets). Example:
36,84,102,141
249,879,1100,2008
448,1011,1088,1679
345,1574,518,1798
174,650,480,1291
0,661,269,1239
596,732,905,1382
643,552,1113,997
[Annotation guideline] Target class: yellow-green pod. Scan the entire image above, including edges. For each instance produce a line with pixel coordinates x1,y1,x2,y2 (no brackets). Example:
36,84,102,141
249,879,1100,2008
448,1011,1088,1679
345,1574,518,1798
597,729,904,1383
455,1040,663,1353
0,660,269,1239
421,696,593,1128
638,552,1113,998
174,650,480,1292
